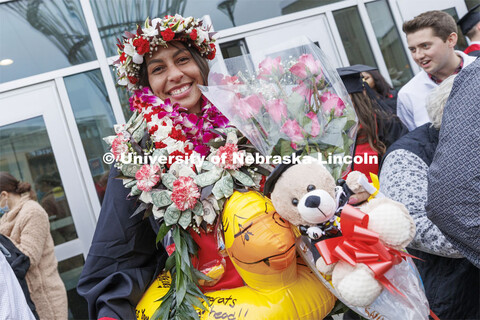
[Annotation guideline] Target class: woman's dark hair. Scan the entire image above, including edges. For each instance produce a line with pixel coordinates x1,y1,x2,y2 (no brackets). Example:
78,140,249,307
350,93,387,156
138,41,210,89
0,172,32,195
367,70,393,98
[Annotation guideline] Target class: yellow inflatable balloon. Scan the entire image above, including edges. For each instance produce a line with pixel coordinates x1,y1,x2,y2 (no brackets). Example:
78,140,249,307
136,191,335,319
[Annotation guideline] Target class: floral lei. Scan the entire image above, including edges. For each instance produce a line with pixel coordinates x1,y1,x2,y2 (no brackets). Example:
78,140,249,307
105,87,268,319
129,87,229,158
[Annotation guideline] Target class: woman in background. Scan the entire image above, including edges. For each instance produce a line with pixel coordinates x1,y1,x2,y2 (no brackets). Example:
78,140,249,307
337,65,407,185
361,69,398,114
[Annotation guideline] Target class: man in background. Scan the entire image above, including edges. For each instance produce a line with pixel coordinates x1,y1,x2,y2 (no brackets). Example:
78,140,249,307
397,10,476,131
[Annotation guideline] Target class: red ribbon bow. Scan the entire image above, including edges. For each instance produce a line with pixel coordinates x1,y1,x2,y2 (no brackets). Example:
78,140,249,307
315,205,414,297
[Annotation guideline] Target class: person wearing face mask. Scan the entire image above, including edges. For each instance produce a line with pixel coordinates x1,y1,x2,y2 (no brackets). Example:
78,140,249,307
0,172,67,320
77,15,245,320
397,10,476,131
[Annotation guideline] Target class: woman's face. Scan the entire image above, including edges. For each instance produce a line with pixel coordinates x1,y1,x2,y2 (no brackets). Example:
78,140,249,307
146,43,204,114
361,72,375,89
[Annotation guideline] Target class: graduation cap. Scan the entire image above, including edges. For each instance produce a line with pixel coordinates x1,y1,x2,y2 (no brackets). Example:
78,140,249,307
457,4,480,35
263,150,303,195
336,64,377,94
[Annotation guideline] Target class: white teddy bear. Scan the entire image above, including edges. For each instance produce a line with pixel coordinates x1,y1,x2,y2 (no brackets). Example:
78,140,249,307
265,160,415,307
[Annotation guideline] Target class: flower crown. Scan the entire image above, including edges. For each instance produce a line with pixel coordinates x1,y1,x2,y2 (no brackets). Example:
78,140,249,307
114,14,217,90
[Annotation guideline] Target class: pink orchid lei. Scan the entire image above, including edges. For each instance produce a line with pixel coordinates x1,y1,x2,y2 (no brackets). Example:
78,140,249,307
129,87,229,157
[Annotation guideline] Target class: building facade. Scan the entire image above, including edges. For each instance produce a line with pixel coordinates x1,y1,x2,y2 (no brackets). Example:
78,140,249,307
0,0,477,318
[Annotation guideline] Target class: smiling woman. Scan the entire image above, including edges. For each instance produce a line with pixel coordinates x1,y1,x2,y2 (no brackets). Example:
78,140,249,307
144,43,207,114
76,15,246,320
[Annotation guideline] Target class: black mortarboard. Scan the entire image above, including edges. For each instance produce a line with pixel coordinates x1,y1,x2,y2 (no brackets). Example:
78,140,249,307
457,4,480,35
336,64,377,94
263,150,303,195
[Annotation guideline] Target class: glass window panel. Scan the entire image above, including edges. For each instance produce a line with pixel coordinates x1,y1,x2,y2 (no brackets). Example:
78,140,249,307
0,117,78,246
221,39,250,58
333,6,377,67
443,8,468,51
281,0,344,15
110,67,133,120
64,70,115,204
58,254,88,319
466,0,480,10
90,0,344,56
90,0,187,57
184,0,344,30
366,0,414,89
0,0,96,83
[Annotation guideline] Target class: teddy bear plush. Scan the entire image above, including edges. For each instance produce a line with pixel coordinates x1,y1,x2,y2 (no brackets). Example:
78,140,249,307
264,160,416,307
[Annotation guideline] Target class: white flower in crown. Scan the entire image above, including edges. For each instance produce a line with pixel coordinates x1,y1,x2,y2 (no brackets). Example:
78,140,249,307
196,28,210,45
151,18,162,27
123,41,136,57
116,63,126,76
118,76,128,86
175,22,186,33
183,16,194,25
127,80,137,91
142,24,159,37
122,40,144,64
133,54,143,64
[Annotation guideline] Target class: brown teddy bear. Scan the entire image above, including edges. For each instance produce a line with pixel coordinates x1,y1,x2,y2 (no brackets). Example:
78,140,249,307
264,159,416,307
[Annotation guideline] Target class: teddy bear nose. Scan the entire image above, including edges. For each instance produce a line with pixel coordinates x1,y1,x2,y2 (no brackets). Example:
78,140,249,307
305,195,321,208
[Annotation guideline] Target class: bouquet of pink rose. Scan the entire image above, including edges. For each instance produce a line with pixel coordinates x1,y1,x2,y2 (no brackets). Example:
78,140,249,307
199,39,357,179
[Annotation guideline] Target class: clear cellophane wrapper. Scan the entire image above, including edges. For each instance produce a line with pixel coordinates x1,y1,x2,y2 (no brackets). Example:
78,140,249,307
296,236,430,319
200,37,357,180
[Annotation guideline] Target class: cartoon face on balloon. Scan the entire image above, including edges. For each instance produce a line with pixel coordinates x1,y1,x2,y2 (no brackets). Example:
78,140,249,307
222,192,296,275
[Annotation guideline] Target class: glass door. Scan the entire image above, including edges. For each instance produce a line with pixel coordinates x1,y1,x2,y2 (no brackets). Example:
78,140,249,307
395,0,468,22
244,13,344,68
0,81,95,319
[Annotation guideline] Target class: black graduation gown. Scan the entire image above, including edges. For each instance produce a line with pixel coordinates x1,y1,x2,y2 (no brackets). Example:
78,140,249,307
77,165,167,319
377,113,408,151
380,89,398,115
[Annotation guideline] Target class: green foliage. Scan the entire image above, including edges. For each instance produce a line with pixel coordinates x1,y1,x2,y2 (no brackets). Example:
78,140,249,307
152,227,209,320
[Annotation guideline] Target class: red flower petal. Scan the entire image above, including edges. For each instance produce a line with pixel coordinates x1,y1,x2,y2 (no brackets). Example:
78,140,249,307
161,28,175,41
190,29,198,41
